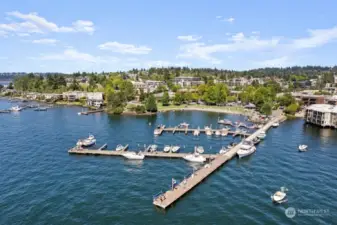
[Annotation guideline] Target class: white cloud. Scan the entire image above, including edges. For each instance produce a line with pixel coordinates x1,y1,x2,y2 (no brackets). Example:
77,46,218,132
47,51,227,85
216,16,223,19
32,48,113,64
177,33,280,64
147,60,172,67
225,17,235,23
254,56,290,67
17,33,30,37
98,41,152,54
0,11,95,35
292,26,337,49
32,39,58,44
177,35,202,42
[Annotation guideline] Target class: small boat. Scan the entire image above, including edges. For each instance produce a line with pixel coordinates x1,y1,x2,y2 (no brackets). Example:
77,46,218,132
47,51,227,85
163,145,171,153
122,151,145,160
171,145,180,153
183,153,206,163
154,125,164,135
219,146,229,154
272,122,279,127
257,131,266,139
271,190,287,204
10,105,22,112
226,142,237,149
218,118,233,125
298,145,308,152
221,128,229,136
116,144,129,151
252,137,261,145
205,126,212,136
215,130,221,136
34,107,47,111
76,135,96,147
195,146,204,154
179,122,189,128
237,140,256,158
149,144,158,152
193,127,200,136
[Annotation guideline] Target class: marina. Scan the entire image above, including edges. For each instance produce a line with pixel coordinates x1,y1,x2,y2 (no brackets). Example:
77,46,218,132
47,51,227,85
1,101,336,225
152,115,285,209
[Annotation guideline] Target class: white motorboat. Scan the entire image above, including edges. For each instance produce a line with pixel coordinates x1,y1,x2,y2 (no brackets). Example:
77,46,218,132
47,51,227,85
153,129,161,136
116,144,128,151
183,153,206,163
272,122,279,127
271,191,287,204
10,105,22,112
252,137,261,145
179,122,189,128
226,142,237,149
171,145,180,153
257,131,266,139
215,130,221,136
163,145,171,153
76,135,96,147
193,127,200,136
219,146,229,154
298,145,308,152
195,146,204,154
149,144,158,152
205,126,212,136
122,151,145,160
221,128,229,136
237,140,256,158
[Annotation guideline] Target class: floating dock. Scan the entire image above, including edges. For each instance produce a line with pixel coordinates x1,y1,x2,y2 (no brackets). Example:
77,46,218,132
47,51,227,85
160,127,251,137
152,115,285,209
78,109,104,115
68,148,218,160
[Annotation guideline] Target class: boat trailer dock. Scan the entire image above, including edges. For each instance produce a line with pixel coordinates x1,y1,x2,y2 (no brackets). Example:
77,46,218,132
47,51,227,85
152,115,285,209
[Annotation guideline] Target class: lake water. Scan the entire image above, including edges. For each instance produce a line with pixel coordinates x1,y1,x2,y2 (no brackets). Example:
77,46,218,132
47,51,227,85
0,99,336,225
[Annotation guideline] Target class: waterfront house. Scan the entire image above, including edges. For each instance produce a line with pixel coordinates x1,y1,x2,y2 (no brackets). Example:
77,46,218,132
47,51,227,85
173,77,204,87
87,92,104,108
62,91,87,101
305,104,337,128
144,80,166,93
131,81,146,94
44,93,62,101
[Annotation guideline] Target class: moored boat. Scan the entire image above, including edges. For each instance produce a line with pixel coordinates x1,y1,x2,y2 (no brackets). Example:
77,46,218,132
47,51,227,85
252,137,261,145
205,126,212,136
298,145,308,152
76,134,96,147
221,128,229,136
271,188,288,204
163,145,171,153
226,142,237,149
215,130,221,136
237,140,256,158
149,144,158,152
195,146,204,154
179,122,189,128
10,105,22,112
122,151,145,160
257,131,266,139
183,153,206,163
171,145,180,153
219,146,229,154
193,127,200,136
116,144,128,151
272,122,280,127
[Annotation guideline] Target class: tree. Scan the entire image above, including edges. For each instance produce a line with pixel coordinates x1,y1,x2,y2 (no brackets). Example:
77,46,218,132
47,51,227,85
8,82,14,89
69,77,81,91
107,91,126,114
139,89,146,102
145,94,157,112
162,91,170,106
260,102,272,115
285,103,299,115
173,92,183,105
277,93,295,106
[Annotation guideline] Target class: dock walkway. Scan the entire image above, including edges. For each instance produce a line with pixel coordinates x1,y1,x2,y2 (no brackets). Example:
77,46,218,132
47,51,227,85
152,115,285,209
161,127,251,137
68,148,218,160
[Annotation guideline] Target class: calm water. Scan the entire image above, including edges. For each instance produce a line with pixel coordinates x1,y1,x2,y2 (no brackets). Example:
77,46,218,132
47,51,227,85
0,99,336,225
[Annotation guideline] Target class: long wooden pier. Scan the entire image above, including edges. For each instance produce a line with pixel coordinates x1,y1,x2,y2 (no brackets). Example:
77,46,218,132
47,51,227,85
68,148,218,160
152,115,285,209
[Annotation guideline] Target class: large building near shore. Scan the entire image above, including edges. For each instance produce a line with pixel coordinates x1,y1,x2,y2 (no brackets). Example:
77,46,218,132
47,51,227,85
305,104,337,128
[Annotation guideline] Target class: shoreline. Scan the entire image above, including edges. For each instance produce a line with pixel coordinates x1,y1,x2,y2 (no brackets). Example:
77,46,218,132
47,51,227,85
158,106,251,116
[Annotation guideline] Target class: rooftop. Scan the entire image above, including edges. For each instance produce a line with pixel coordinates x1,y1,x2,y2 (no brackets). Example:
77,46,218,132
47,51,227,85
307,104,337,113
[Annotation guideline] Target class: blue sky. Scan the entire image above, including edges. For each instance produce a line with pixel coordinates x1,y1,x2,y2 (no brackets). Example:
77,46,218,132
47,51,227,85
1,0,337,72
